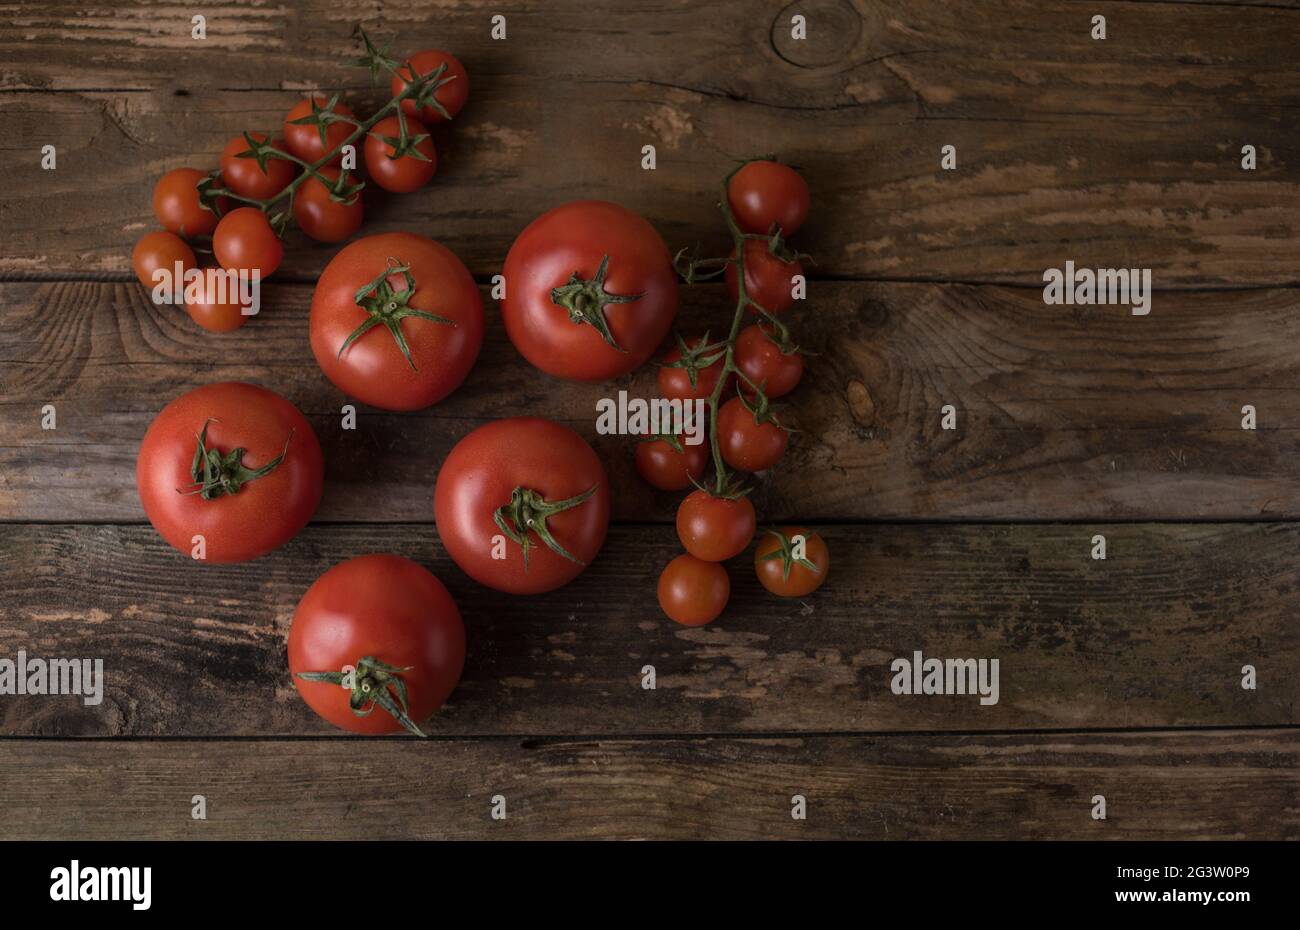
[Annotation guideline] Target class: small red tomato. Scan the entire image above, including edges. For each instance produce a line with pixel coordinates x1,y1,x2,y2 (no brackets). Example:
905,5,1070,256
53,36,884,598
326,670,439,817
735,324,803,399
293,167,364,243
283,96,356,167
727,160,810,236
365,115,437,193
718,396,789,472
657,334,733,404
658,554,730,626
634,436,708,491
220,132,296,200
754,527,829,597
152,167,220,237
213,207,283,278
132,231,196,295
392,49,470,124
725,239,802,316
185,291,250,332
676,489,756,562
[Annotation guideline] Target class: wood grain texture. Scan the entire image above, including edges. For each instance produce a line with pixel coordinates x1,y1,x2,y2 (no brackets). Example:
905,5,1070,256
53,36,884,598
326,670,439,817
0,0,1296,283
1,522,1295,737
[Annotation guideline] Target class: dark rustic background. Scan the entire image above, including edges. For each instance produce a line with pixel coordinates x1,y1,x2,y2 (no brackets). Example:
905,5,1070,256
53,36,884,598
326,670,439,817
1,0,1298,839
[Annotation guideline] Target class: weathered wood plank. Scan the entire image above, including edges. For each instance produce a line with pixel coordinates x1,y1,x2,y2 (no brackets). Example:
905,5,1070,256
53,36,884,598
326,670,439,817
0,0,1296,283
0,523,1295,737
5,280,1300,522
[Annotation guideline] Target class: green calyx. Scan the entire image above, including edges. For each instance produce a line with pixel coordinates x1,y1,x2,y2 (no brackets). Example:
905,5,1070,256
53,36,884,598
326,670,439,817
295,656,426,737
493,484,598,571
549,254,641,351
177,419,291,500
287,92,355,148
662,330,727,389
339,258,455,371
757,528,821,583
376,110,433,162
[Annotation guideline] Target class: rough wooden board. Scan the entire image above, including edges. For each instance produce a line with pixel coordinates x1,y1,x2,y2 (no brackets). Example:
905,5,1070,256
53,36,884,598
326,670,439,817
0,0,1296,283
5,280,1300,523
0,522,1294,737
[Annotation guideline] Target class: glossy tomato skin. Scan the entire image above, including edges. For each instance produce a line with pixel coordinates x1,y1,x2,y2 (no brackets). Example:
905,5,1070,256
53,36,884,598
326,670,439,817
634,437,708,491
392,49,470,124
501,201,678,382
185,291,249,332
213,207,283,278
718,396,789,472
435,417,610,594
755,527,830,597
136,382,323,563
735,324,803,399
676,490,756,562
657,338,733,404
365,116,437,193
658,554,730,626
310,232,483,411
289,554,466,735
283,96,356,167
293,167,363,243
152,168,220,237
727,160,810,236
220,133,295,200
132,231,196,294
725,239,802,315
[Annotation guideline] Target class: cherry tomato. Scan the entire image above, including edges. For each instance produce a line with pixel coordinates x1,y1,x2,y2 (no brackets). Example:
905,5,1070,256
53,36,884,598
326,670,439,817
283,96,356,167
213,207,283,278
289,554,465,735
132,231,196,296
136,382,323,563
293,167,363,243
657,335,732,404
754,527,829,597
152,167,220,237
364,115,437,193
676,490,755,562
392,49,470,124
185,291,250,333
310,232,483,411
727,160,810,236
220,132,295,200
735,323,803,399
501,201,678,381
718,396,789,472
634,436,708,491
435,417,610,595
725,239,802,316
658,554,730,626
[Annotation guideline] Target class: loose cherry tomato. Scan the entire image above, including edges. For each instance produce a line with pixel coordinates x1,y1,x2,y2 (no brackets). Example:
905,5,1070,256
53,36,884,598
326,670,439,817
725,239,802,315
185,291,250,333
132,230,196,295
283,96,356,167
735,323,803,399
727,160,810,236
152,167,220,237
213,207,283,278
392,49,470,124
676,489,755,562
754,527,829,597
657,334,732,404
658,554,730,626
635,436,708,491
220,132,295,200
718,396,789,472
293,167,363,243
364,115,437,193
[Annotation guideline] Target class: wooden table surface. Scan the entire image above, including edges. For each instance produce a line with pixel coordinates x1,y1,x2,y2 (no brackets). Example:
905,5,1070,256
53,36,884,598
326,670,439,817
2,0,1298,840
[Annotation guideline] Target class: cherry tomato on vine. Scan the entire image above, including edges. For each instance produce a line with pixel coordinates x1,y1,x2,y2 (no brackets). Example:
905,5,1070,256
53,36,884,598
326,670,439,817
220,132,295,200
152,167,220,237
735,323,803,399
754,527,829,597
676,490,755,562
635,436,708,491
364,115,437,193
213,207,283,278
658,554,730,627
289,554,465,736
657,334,733,404
725,239,802,315
185,291,250,333
727,160,810,237
293,167,363,244
392,49,470,124
132,231,196,295
434,417,610,595
283,96,356,167
501,201,678,381
718,396,789,472
136,382,323,563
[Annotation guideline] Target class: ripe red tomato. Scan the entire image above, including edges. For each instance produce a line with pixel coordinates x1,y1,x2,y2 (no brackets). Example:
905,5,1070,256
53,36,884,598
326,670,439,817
725,239,802,315
310,232,483,411
727,160,810,236
220,132,295,200
735,323,803,399
152,168,220,237
501,201,678,381
132,231,196,294
676,490,755,562
213,207,283,278
364,115,437,193
392,49,470,124
289,554,465,736
136,382,323,563
283,96,356,166
634,436,708,491
754,527,829,597
185,291,250,332
435,417,610,594
658,554,730,626
657,334,732,404
718,396,789,472
293,167,363,243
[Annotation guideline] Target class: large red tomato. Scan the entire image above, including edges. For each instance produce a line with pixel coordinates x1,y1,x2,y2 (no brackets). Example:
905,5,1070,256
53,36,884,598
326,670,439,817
501,201,677,381
310,232,483,411
289,554,466,736
136,382,323,563
435,417,610,594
